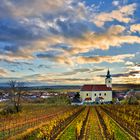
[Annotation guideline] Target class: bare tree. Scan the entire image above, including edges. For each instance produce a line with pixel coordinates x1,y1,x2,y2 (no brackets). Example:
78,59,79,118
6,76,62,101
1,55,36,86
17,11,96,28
8,80,25,113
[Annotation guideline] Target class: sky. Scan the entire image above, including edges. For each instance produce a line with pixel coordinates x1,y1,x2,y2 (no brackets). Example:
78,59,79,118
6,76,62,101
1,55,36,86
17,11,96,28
0,0,140,85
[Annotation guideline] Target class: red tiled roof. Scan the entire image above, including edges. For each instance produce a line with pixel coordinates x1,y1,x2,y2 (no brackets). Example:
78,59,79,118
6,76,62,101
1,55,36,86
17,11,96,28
81,85,112,91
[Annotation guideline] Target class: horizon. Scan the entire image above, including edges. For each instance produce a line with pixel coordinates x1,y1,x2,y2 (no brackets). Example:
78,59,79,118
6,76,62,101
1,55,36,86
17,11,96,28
0,82,140,88
0,0,140,85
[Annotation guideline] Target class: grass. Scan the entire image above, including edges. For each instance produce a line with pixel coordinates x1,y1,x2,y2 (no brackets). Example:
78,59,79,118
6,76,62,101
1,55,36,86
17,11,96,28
60,126,76,140
84,107,103,140
109,118,131,140
58,107,88,140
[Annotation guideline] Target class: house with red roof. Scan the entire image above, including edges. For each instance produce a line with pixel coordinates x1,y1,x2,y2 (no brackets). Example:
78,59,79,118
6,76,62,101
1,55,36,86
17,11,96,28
80,70,112,104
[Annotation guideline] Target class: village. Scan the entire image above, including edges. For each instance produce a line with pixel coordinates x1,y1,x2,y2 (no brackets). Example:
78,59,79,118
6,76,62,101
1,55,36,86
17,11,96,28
0,70,139,105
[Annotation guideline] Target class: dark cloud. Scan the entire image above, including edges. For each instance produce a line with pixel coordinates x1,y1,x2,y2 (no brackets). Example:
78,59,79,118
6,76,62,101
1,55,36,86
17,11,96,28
51,43,72,51
23,74,41,79
100,70,140,78
0,1,13,18
28,68,34,72
135,63,140,67
46,16,91,37
4,45,19,53
0,77,22,81
10,70,16,72
56,19,89,38
62,68,89,75
22,62,33,65
58,78,94,81
0,0,67,18
0,59,33,66
0,19,40,42
40,78,95,83
38,64,51,69
61,68,104,76
129,71,140,76
36,50,63,58
36,52,73,65
0,59,20,65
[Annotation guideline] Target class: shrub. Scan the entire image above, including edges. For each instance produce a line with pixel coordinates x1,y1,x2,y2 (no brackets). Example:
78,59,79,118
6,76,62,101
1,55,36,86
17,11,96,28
45,96,71,105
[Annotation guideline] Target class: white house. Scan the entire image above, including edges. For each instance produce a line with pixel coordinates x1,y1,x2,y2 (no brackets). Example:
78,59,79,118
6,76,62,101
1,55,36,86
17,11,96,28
80,70,112,104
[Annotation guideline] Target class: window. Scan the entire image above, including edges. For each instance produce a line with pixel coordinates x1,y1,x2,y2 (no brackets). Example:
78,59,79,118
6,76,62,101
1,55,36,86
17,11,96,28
99,93,101,96
86,93,88,96
104,93,106,96
94,93,96,96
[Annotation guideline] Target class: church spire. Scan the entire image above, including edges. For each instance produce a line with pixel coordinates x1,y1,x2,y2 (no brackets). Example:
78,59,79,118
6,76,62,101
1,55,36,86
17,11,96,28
105,69,112,88
106,69,111,78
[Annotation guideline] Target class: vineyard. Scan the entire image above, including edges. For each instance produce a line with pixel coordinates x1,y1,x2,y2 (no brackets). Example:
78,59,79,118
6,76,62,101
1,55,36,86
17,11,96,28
0,105,139,140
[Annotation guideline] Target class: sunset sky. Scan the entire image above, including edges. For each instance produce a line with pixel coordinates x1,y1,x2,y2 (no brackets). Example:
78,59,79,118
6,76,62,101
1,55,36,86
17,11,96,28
0,0,140,85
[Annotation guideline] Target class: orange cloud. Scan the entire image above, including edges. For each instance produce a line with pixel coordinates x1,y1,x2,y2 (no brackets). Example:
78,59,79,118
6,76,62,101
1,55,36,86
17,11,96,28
2,25,140,66
93,3,137,27
4,0,67,17
0,68,8,77
76,54,135,64
130,24,140,33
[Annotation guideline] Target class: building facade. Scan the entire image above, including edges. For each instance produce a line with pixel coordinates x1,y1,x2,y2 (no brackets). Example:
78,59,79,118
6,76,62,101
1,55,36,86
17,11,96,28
80,70,112,104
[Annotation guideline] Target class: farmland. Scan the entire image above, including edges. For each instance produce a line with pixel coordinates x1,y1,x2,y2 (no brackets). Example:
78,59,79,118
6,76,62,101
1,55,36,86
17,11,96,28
0,104,139,140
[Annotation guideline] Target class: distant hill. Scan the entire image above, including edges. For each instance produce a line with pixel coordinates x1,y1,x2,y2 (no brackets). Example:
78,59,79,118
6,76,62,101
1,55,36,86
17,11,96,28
0,84,140,92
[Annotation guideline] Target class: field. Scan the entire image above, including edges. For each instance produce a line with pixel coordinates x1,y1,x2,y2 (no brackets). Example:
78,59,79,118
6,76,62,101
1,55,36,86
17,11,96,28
0,104,139,140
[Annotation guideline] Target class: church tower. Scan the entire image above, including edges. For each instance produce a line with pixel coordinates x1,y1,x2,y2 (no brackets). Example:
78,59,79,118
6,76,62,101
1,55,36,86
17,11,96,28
105,69,112,88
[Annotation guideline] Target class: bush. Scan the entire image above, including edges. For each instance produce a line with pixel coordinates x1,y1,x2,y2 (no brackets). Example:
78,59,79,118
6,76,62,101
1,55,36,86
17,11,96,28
128,96,139,105
45,96,70,105
0,105,16,115
0,102,22,115
124,96,139,105
30,98,46,103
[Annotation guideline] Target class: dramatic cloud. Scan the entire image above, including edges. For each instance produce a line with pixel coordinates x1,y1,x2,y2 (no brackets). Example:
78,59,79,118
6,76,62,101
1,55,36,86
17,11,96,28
36,51,74,66
130,24,140,33
0,0,67,18
93,3,137,27
61,68,104,76
0,68,8,76
37,64,51,69
23,75,95,84
0,0,140,85
65,25,140,54
109,71,140,78
10,70,16,72
76,54,134,64
28,68,34,72
0,2,139,66
0,58,33,66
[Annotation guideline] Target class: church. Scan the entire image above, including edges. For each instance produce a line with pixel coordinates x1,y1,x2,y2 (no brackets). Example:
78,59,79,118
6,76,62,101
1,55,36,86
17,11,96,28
80,70,112,104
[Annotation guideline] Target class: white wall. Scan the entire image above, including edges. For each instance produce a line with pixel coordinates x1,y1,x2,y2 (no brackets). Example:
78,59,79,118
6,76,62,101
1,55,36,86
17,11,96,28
80,91,92,101
105,78,112,88
80,91,112,102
